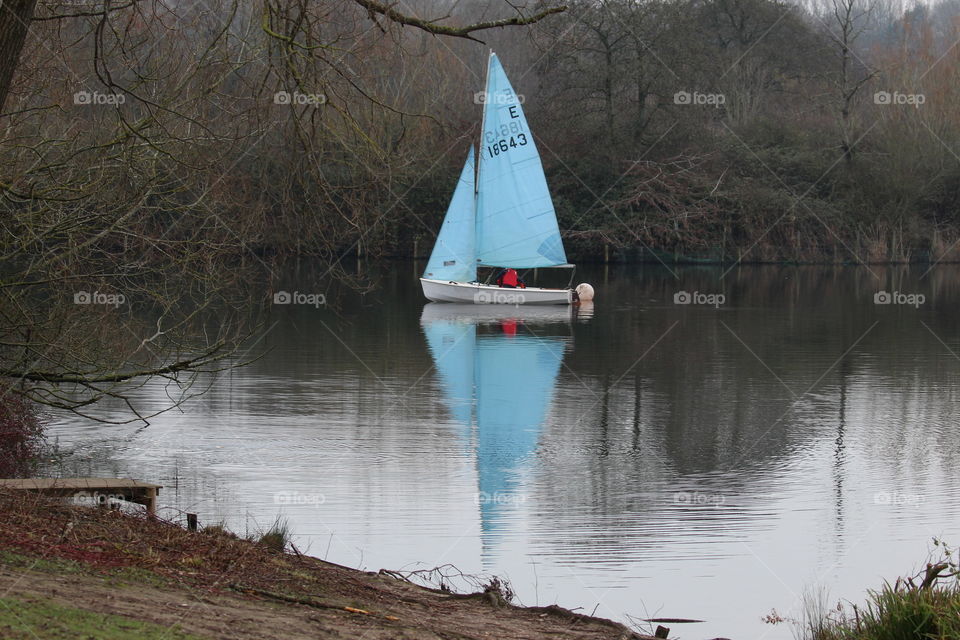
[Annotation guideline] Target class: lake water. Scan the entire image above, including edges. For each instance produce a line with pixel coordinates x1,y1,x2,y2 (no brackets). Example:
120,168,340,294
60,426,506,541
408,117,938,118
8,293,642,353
48,262,960,639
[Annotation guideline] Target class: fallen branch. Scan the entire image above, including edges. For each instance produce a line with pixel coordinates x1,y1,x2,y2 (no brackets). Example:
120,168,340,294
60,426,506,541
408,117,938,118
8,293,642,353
229,583,369,613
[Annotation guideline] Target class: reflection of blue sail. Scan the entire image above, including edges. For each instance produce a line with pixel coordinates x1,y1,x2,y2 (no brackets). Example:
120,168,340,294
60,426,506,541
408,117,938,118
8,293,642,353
420,304,568,561
475,335,565,557
423,319,476,430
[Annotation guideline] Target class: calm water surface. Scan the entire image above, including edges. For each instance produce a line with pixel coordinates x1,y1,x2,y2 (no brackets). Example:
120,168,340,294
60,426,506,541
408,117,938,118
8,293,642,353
50,263,960,639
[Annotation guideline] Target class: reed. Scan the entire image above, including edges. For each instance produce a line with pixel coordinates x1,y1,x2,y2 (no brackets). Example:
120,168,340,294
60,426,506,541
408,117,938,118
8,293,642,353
809,541,960,640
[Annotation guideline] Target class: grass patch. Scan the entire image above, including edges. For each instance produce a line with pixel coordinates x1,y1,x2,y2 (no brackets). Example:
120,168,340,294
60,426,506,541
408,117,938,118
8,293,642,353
0,597,206,639
201,523,237,539
106,566,171,589
0,549,83,575
811,584,960,640
1,547,168,589
255,517,291,553
804,540,960,640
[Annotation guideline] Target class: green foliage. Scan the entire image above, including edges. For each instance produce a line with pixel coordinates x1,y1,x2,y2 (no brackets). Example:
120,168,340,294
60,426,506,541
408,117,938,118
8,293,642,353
812,585,960,640
808,541,960,640
0,597,204,640
0,550,82,575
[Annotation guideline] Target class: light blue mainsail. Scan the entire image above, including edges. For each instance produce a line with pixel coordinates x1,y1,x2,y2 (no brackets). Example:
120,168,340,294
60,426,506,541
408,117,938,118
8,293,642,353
475,53,568,268
423,147,477,282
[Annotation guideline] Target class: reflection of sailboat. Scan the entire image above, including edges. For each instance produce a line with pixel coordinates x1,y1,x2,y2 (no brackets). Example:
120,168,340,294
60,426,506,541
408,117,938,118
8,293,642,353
420,52,577,305
420,304,571,559
419,303,583,326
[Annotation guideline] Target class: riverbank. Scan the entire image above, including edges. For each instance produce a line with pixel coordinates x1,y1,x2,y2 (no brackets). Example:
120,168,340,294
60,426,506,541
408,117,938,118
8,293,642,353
0,489,652,639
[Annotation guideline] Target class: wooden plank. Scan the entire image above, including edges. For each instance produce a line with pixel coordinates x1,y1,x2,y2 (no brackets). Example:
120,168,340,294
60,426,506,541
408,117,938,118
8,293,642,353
0,478,162,515
0,478,162,490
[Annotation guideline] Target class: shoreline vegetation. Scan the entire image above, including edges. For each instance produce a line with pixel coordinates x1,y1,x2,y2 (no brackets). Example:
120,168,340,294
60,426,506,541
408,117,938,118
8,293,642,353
392,251,960,266
0,489,658,640
764,542,960,640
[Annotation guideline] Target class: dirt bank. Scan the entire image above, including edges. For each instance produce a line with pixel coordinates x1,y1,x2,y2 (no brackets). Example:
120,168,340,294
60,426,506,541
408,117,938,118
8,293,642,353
0,489,652,639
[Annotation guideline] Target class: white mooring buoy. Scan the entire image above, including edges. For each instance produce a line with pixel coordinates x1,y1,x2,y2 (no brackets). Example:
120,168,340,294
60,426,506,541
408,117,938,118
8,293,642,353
575,283,595,302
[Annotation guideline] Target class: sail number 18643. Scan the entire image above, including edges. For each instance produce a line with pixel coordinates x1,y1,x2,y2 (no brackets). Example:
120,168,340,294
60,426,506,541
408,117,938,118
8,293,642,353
484,106,529,158
486,133,528,157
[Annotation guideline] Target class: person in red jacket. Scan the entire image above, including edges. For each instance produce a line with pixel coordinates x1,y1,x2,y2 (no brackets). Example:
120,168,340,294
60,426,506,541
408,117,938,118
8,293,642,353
495,268,526,288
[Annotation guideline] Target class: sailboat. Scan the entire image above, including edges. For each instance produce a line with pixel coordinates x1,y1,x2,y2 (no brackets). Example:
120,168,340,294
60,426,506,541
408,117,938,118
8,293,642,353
420,52,589,306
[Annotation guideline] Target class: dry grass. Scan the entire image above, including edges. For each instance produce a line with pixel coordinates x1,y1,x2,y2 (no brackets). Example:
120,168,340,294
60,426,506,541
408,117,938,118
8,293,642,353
0,488,365,599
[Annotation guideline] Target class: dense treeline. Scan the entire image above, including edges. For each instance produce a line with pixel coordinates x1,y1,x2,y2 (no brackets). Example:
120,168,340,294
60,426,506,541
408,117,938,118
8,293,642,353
4,0,960,268
488,0,960,264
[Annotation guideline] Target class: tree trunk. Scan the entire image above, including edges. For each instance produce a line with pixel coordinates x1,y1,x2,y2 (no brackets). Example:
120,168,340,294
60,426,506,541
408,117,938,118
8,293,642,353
604,45,615,169
0,0,38,113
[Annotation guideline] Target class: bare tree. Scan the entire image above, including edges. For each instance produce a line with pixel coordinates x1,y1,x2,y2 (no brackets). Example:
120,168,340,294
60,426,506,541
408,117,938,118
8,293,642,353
0,0,567,421
825,0,877,164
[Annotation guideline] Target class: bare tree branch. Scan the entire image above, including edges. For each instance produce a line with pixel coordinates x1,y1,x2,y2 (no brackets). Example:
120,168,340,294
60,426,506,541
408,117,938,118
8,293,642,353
351,0,566,43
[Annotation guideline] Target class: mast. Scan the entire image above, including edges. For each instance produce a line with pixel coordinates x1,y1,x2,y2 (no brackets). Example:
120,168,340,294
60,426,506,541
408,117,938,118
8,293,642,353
475,49,494,197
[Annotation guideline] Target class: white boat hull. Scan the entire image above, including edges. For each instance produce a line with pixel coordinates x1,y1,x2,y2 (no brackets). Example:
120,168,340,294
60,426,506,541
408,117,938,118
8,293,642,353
420,278,572,305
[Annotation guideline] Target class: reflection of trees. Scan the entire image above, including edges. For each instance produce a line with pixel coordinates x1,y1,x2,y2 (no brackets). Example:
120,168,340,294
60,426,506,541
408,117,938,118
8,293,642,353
229,263,960,483
527,264,960,556
51,264,960,561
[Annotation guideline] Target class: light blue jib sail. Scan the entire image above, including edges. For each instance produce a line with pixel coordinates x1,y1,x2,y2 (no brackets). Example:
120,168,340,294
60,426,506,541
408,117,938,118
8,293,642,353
423,147,477,282
475,53,567,269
